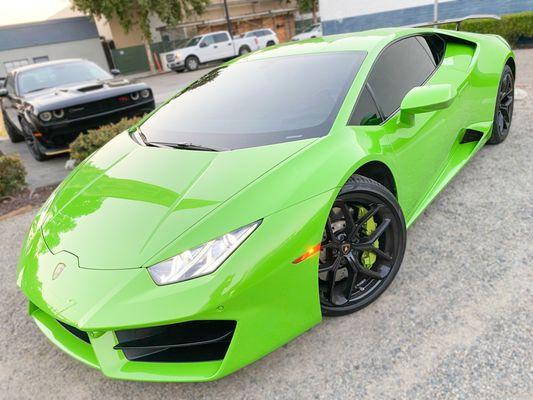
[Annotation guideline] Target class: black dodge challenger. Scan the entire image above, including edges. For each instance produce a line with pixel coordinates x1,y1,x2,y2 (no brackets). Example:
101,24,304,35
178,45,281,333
0,59,155,161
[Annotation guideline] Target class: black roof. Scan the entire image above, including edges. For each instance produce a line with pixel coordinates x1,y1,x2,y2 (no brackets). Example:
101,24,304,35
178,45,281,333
0,17,99,52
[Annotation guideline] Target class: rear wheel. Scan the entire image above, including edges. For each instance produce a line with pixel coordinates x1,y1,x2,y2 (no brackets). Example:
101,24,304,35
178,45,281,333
488,64,514,145
238,45,251,56
266,40,275,47
2,111,24,143
319,175,406,316
185,56,199,72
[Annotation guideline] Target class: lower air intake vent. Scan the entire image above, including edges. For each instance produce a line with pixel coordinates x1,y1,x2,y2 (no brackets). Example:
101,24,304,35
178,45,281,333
114,320,236,362
57,320,91,343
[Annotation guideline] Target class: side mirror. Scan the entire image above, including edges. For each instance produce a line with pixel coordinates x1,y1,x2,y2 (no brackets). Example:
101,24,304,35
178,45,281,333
199,41,208,48
110,68,121,76
400,84,456,125
0,88,8,97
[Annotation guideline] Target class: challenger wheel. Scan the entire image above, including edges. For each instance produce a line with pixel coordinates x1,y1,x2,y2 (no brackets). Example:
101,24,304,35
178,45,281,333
488,64,514,145
2,111,24,143
319,175,406,316
185,56,199,72
21,119,47,161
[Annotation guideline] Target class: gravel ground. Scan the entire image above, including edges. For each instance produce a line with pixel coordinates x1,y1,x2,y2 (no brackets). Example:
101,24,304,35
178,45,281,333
0,51,532,399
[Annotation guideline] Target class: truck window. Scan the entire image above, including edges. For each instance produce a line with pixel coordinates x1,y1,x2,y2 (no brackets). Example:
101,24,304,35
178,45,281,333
213,33,230,43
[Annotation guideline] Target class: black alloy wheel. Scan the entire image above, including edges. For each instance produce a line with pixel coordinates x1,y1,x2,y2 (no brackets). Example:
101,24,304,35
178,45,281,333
488,65,514,144
319,175,406,316
21,119,47,161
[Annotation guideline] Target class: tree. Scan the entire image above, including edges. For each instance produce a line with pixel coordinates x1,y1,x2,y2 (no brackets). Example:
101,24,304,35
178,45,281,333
72,0,211,70
295,0,318,24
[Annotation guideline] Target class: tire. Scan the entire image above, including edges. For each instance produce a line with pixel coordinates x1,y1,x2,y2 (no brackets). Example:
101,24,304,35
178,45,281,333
185,56,199,72
266,41,275,47
488,64,514,145
21,118,47,161
2,111,24,143
238,46,251,56
319,175,406,316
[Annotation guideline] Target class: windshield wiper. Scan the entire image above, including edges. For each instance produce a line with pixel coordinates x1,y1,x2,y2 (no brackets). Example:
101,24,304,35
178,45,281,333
152,142,224,152
26,87,51,94
133,130,224,152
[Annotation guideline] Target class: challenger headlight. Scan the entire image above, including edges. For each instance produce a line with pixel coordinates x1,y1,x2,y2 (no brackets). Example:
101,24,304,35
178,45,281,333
148,221,261,285
140,89,150,98
39,111,52,122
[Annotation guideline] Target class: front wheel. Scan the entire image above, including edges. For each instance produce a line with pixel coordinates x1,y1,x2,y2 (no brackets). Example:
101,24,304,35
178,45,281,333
185,56,199,72
319,175,406,316
21,119,47,161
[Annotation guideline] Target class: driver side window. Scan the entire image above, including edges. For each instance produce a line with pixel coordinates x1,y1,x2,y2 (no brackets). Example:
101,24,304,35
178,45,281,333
349,35,444,126
201,35,215,47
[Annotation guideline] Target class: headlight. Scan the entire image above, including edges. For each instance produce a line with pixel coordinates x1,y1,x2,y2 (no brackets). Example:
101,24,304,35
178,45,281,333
52,109,64,119
148,221,261,285
130,92,140,101
39,111,52,122
140,89,150,98
175,52,181,60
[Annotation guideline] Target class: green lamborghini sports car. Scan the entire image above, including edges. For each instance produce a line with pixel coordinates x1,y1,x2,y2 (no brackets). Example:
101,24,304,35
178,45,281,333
17,25,514,381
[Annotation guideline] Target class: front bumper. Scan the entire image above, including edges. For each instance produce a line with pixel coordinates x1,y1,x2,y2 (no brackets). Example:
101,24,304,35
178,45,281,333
167,61,185,71
29,99,155,152
17,190,334,381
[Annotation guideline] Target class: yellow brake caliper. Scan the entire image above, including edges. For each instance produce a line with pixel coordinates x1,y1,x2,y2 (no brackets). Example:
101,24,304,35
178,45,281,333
357,206,378,269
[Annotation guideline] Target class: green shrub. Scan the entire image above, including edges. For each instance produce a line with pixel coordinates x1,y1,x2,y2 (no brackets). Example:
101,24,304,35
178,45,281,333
0,150,27,197
442,11,533,48
69,116,141,165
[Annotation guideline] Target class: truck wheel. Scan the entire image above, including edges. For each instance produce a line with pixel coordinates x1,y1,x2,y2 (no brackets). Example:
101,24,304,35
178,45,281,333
185,56,199,72
239,46,251,56
2,111,24,143
266,41,275,47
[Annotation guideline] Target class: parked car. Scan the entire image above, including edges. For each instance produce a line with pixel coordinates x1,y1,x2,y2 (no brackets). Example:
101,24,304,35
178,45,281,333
243,28,279,48
291,23,323,41
165,31,259,72
17,26,515,381
0,59,155,161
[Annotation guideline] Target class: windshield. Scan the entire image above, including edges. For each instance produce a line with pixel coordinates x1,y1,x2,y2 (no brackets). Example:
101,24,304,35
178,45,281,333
185,36,202,47
141,52,366,150
304,24,320,33
17,61,112,95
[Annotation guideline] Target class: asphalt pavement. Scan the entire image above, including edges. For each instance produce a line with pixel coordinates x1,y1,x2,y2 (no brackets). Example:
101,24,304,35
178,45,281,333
0,51,531,399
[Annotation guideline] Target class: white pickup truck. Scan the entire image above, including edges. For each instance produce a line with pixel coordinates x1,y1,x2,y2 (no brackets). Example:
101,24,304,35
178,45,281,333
164,31,259,72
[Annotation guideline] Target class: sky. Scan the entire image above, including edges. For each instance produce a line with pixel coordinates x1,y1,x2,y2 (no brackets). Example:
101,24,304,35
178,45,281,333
0,0,72,26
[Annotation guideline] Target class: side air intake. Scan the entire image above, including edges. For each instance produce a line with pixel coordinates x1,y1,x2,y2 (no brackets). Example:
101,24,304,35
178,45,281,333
114,320,236,362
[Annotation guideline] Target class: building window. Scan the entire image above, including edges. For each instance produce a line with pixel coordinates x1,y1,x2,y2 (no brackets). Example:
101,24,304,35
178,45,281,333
4,59,29,72
33,56,49,64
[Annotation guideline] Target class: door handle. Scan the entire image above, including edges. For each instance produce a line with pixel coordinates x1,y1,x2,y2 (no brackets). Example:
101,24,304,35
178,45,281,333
214,45,218,48
228,43,232,46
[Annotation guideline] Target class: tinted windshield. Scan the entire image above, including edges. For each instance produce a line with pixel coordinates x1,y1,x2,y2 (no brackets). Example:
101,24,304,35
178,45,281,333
185,36,202,47
17,61,111,95
141,52,365,150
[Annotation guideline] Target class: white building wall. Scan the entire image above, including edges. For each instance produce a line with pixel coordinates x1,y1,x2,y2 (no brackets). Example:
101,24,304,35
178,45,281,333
320,0,453,21
0,38,109,76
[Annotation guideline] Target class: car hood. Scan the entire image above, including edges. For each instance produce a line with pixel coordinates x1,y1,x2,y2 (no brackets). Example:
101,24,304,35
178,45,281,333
41,133,315,270
24,79,149,113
